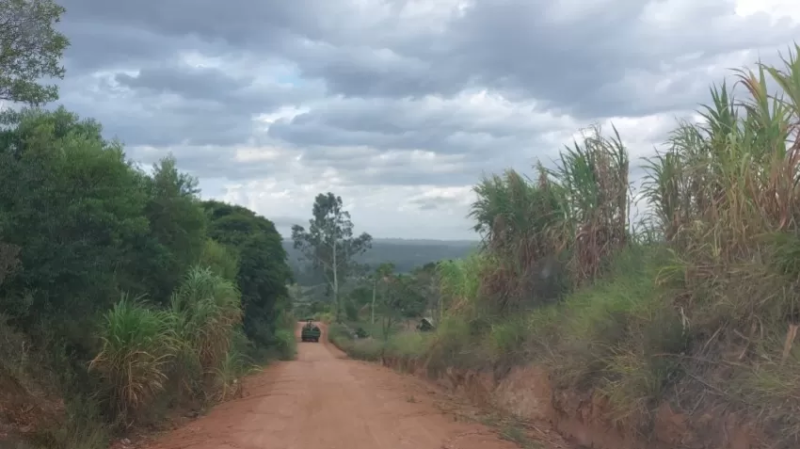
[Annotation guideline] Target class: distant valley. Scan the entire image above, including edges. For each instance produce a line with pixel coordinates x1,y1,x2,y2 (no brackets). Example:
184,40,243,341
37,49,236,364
282,238,479,285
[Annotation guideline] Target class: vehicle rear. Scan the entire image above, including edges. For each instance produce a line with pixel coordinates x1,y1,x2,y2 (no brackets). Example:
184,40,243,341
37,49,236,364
301,321,321,342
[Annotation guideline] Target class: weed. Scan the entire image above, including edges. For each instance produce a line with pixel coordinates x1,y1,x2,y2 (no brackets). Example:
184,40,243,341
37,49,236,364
170,266,241,371
30,395,110,449
499,424,541,449
89,295,177,420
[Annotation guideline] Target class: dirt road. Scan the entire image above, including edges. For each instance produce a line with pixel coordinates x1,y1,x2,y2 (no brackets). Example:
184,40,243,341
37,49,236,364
144,322,529,449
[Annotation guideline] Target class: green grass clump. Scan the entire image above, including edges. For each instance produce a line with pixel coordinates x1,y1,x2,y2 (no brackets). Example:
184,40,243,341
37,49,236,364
89,295,177,420
384,331,430,359
88,265,252,425
211,333,259,403
328,323,385,361
30,395,110,449
327,323,352,345
272,327,297,361
345,339,384,361
170,266,241,371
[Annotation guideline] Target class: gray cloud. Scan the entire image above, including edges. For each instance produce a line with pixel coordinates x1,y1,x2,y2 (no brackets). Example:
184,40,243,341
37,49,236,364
55,59,324,147
47,0,800,238
115,66,252,103
268,94,572,158
114,63,318,113
408,194,467,212
58,0,800,117
59,22,188,73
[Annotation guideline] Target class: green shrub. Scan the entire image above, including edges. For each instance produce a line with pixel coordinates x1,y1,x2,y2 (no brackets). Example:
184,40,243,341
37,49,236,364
89,296,177,419
327,323,353,346
272,327,297,361
384,331,430,359
327,323,383,361
210,330,258,402
30,395,110,449
486,318,528,363
198,239,239,281
345,339,384,361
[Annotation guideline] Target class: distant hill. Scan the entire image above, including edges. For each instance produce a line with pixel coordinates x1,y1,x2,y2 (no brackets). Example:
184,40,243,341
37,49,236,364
283,238,480,286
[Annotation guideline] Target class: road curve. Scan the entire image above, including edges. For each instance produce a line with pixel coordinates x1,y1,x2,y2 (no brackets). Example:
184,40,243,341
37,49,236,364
144,322,523,449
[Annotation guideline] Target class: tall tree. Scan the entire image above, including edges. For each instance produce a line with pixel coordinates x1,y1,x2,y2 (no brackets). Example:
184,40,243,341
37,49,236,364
0,0,69,105
140,156,207,300
291,193,372,321
202,200,293,350
375,272,424,341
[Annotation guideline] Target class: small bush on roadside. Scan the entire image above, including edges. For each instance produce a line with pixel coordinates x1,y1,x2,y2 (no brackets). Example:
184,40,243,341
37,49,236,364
345,339,384,361
211,332,258,403
89,296,177,420
170,266,241,371
327,323,383,361
384,331,430,359
272,327,297,360
327,323,354,347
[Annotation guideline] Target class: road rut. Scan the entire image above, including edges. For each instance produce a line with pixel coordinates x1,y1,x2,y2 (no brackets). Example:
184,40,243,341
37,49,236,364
145,323,526,449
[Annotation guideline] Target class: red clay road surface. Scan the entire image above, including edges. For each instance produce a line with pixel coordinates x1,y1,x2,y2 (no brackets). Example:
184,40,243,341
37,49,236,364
143,322,526,449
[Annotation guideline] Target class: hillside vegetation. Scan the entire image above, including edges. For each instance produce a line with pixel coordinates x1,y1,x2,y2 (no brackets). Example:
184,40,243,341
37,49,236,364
332,46,800,448
0,3,295,447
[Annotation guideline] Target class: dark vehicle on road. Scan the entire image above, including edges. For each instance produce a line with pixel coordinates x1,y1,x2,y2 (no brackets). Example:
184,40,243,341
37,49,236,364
301,319,321,342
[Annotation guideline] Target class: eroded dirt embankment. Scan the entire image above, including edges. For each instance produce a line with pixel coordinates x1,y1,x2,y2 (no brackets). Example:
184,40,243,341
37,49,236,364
140,323,537,449
382,356,759,449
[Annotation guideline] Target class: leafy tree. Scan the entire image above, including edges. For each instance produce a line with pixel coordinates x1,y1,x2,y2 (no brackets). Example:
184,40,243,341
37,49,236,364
291,193,372,321
409,262,439,319
138,156,207,300
375,272,425,341
344,298,359,321
202,200,293,350
0,0,70,105
198,239,239,282
0,108,150,346
346,285,372,314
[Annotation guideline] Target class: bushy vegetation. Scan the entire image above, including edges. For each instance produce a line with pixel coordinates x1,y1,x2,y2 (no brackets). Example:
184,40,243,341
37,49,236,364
332,46,800,448
0,107,296,447
0,4,296,445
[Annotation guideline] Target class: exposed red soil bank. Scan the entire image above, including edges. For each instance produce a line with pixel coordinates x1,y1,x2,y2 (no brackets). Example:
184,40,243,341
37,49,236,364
382,356,759,449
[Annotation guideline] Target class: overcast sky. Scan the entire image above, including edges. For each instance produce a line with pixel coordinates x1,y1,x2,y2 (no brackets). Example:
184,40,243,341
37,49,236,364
52,0,800,240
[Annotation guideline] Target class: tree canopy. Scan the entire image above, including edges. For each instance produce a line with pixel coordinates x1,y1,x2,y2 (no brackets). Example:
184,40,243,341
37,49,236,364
0,0,69,104
203,200,293,349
